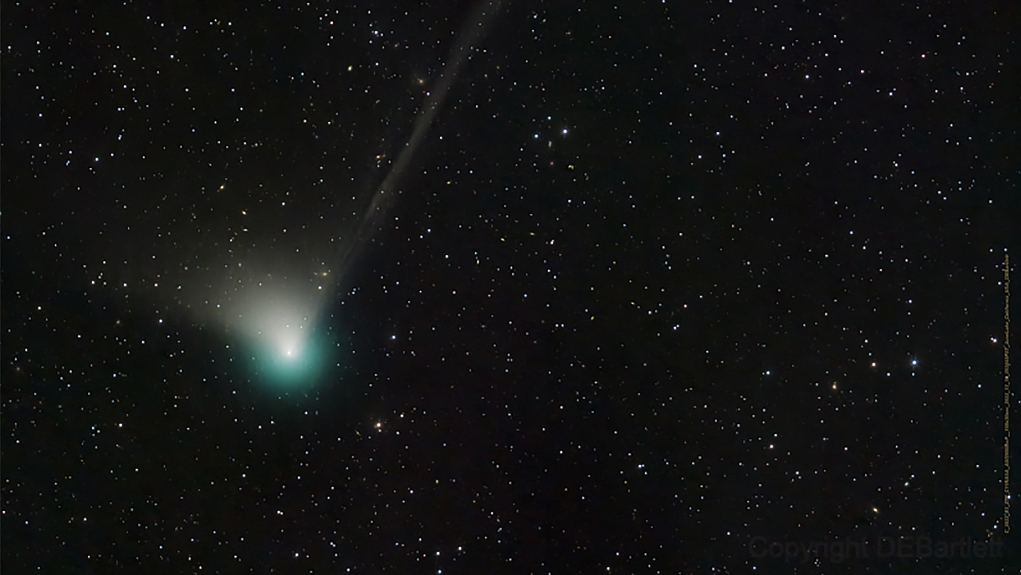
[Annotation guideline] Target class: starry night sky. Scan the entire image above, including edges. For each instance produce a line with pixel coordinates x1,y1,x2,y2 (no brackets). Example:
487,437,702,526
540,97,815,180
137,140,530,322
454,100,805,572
2,0,1019,573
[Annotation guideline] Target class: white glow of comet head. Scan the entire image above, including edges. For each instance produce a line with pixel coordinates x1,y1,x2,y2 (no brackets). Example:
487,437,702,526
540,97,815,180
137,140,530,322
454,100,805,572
249,294,315,360
216,270,331,386
266,321,305,361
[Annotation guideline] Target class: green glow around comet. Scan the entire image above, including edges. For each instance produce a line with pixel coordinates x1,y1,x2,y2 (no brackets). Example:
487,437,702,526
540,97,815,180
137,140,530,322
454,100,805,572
218,271,336,392
249,323,331,389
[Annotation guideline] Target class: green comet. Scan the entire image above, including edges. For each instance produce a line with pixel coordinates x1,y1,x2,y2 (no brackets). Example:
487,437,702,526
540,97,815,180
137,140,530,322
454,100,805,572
220,281,335,392
249,325,330,389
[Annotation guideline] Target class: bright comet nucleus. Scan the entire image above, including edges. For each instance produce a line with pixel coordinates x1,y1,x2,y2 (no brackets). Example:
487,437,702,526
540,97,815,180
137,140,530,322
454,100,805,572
219,270,334,389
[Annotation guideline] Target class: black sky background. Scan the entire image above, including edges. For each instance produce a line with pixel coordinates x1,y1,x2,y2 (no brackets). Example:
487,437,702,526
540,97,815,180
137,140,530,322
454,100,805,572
3,0,1019,573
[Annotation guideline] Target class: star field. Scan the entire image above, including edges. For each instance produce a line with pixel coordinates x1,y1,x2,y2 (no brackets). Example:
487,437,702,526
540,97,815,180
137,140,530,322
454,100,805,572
2,0,1018,573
